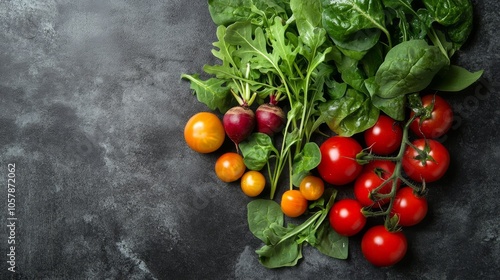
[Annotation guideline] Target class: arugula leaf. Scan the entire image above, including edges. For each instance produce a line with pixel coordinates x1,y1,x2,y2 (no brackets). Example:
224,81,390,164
180,74,234,112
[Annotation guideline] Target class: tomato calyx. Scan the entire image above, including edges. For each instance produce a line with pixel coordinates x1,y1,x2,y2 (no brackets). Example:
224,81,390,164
407,140,437,167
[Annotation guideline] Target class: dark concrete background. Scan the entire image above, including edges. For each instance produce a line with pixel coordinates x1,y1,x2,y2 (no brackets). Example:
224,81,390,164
0,0,499,279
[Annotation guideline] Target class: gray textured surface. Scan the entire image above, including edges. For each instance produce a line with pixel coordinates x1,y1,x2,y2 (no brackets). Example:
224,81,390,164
0,0,499,279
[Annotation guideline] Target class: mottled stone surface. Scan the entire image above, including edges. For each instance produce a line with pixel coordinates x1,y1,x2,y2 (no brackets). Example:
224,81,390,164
0,1,499,279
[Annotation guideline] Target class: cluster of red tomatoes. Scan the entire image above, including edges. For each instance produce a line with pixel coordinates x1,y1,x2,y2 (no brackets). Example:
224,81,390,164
318,94,453,267
184,93,454,267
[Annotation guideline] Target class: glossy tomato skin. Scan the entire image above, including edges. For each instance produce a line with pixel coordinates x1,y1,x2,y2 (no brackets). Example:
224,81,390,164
215,152,246,183
299,175,325,201
364,115,403,155
318,136,363,185
240,171,266,197
402,139,450,183
329,199,366,236
355,160,400,207
391,187,428,226
184,112,225,153
361,225,407,267
281,190,308,218
410,94,453,139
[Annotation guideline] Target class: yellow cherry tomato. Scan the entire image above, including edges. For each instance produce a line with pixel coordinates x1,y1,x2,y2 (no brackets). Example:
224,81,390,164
280,190,308,218
215,152,246,182
184,112,225,153
299,175,325,201
240,171,266,197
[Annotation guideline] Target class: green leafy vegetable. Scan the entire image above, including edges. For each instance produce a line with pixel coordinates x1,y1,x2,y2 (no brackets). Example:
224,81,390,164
247,190,347,268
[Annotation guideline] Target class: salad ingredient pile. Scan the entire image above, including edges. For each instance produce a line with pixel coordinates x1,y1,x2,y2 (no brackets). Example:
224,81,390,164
181,0,482,268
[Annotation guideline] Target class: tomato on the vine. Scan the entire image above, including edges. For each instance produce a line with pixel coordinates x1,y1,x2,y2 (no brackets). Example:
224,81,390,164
354,160,400,208
240,171,266,197
329,199,366,236
318,136,363,185
361,225,407,267
184,112,225,153
410,94,453,139
280,190,308,218
364,115,403,155
215,152,246,182
299,175,324,201
402,139,450,183
391,187,428,227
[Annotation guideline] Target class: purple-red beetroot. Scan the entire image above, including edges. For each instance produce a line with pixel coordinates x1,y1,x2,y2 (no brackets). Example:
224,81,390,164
223,106,255,146
256,103,285,136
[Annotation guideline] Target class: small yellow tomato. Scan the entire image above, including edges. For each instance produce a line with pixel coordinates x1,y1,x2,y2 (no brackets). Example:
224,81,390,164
184,112,225,153
280,190,308,218
215,152,246,182
240,171,266,197
299,175,325,201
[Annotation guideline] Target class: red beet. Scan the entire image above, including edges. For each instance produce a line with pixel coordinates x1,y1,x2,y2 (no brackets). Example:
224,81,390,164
256,103,285,136
223,106,255,147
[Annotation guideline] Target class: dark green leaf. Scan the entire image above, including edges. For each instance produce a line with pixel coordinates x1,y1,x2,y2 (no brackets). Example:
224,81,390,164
239,133,277,170
291,142,321,186
180,74,234,113
430,65,483,92
374,39,449,99
247,199,284,243
312,219,349,259
320,89,379,136
256,237,303,268
322,0,387,49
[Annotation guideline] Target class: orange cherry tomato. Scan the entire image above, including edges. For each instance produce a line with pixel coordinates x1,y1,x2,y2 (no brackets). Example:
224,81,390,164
240,171,266,197
184,112,225,153
215,152,246,182
280,190,308,218
299,175,325,201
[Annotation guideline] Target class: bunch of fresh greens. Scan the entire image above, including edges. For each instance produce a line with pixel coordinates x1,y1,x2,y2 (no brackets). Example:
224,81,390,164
247,190,347,268
181,0,482,268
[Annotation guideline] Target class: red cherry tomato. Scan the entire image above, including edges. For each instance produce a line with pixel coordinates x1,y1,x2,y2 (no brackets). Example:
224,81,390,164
361,225,407,267
391,187,428,226
410,94,453,139
318,136,363,185
402,139,450,183
354,160,400,208
329,199,366,236
364,115,403,155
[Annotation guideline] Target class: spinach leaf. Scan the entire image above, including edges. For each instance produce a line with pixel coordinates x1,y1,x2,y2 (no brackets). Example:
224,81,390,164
180,74,234,113
239,133,278,171
422,0,467,26
429,65,484,92
322,0,388,53
291,142,321,186
255,237,303,268
312,219,349,259
373,39,449,99
319,88,379,136
247,199,284,243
